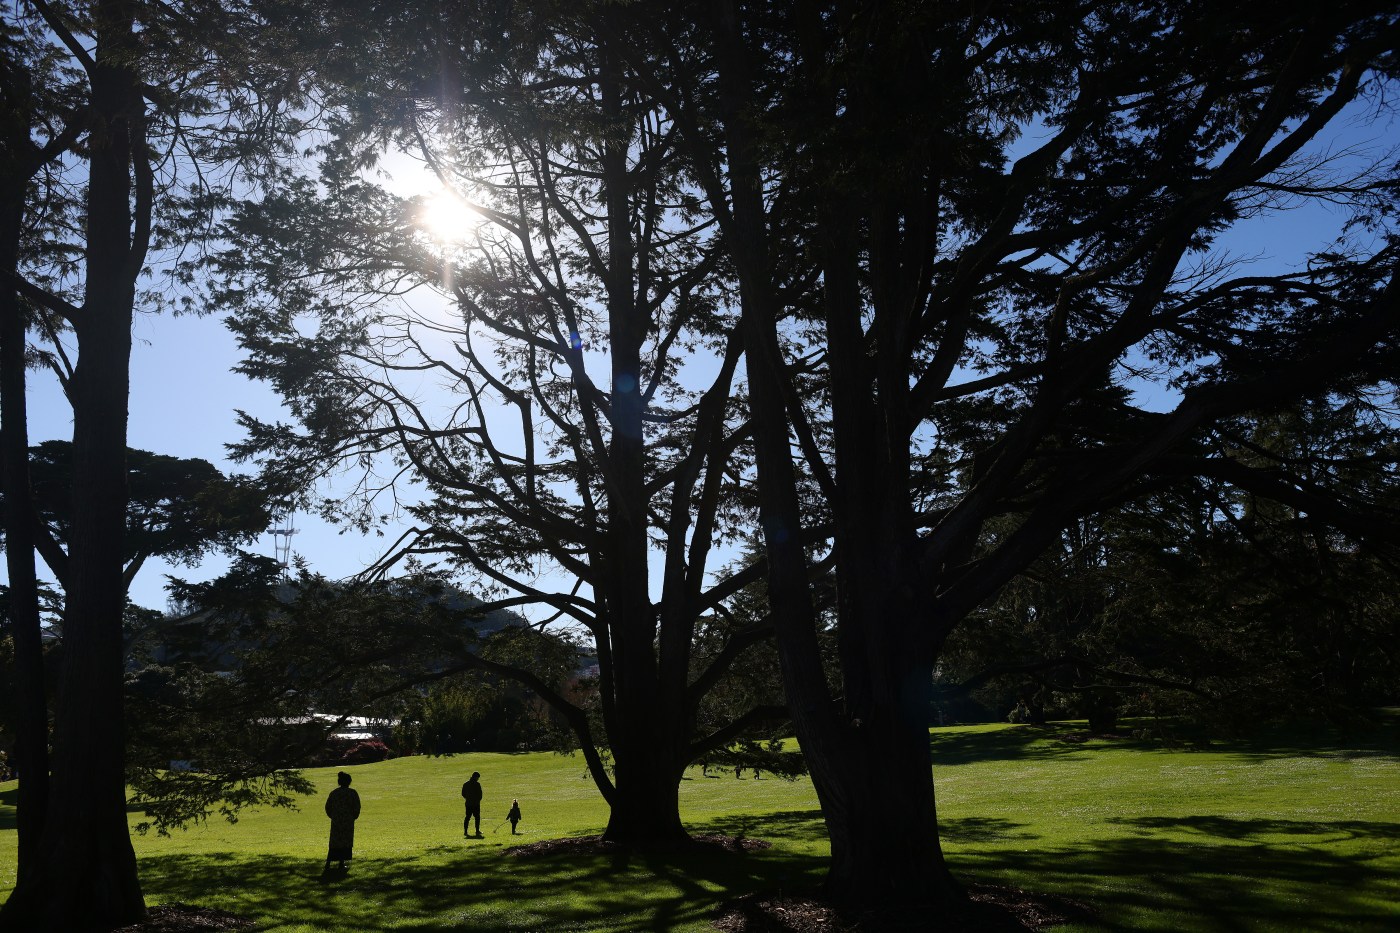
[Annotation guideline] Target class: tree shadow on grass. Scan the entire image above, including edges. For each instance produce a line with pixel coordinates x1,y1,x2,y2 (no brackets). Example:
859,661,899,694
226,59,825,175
1108,814,1400,844
928,723,1162,766
956,817,1400,932
928,724,1065,765
139,833,830,932
704,809,827,845
929,712,1400,767
701,810,1041,854
940,816,1039,844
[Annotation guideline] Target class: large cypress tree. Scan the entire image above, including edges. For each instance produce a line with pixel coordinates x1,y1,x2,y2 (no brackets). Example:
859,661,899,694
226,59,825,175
0,1,90,895
210,0,794,846
1,0,309,924
680,0,1400,909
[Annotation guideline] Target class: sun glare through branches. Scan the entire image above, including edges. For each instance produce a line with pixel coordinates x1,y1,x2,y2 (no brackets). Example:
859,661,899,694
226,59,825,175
418,190,481,243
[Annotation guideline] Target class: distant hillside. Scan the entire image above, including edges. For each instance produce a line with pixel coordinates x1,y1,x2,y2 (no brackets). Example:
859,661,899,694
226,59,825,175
131,580,530,672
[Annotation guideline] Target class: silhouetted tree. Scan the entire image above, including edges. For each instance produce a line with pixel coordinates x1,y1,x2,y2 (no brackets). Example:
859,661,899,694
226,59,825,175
0,0,310,925
682,0,1400,909
0,440,272,588
211,0,802,846
944,398,1400,733
0,1,89,890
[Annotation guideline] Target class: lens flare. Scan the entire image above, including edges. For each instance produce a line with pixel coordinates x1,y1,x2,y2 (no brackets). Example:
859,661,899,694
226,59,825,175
420,192,479,243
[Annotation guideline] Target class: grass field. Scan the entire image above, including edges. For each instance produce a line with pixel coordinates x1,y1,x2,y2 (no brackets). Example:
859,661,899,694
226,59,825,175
1,716,1397,931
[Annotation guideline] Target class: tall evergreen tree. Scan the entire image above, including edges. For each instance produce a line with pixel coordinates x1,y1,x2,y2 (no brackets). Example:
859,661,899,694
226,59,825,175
1,0,309,925
672,0,1400,909
0,0,86,894
212,0,796,845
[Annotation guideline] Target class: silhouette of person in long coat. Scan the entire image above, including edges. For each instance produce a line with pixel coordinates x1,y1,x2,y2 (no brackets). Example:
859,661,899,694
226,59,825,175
324,771,361,870
462,771,483,837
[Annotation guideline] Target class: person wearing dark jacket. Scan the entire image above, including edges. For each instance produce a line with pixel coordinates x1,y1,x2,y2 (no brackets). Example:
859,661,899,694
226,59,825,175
507,799,522,835
324,771,361,870
461,771,483,837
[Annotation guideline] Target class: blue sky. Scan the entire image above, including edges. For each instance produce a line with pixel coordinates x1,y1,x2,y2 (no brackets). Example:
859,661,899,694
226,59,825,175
25,308,397,611
15,94,1399,614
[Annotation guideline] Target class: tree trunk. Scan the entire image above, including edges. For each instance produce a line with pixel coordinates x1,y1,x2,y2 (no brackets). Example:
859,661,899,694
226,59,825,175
589,40,695,849
822,690,960,904
0,179,49,893
709,1,971,911
820,513,963,906
27,292,145,928
1086,689,1118,734
0,1,147,927
572,618,694,847
1029,693,1047,725
601,727,688,844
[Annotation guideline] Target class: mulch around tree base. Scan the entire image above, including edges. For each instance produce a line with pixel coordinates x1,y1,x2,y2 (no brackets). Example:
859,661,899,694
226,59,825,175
506,837,1092,931
711,884,1097,932
112,904,256,932
507,833,773,858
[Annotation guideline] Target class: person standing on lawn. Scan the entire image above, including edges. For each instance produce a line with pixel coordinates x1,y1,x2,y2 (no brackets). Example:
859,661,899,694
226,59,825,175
507,799,522,835
462,771,483,837
324,771,361,870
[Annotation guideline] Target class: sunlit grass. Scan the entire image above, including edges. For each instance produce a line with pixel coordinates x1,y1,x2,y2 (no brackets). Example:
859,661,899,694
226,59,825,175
1,715,1397,931
931,716,1400,932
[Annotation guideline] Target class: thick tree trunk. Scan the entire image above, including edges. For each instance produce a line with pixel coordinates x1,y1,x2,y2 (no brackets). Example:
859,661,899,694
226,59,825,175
816,476,961,906
584,621,694,846
822,694,960,904
591,44,692,849
710,0,968,912
0,183,49,892
594,603,695,848
29,293,144,928
602,781,686,843
601,727,688,844
821,559,962,903
820,476,963,904
0,1,147,927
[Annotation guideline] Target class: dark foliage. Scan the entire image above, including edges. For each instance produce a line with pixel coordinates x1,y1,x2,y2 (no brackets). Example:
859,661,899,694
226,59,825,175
124,552,580,834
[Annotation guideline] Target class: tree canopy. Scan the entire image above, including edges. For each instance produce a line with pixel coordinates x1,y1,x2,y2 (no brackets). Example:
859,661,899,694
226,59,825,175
2,0,1398,923
204,0,1400,905
208,0,809,845
672,0,1400,905
2,0,313,925
0,440,271,590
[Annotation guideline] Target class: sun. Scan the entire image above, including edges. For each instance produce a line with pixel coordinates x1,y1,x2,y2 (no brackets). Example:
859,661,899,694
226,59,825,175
418,190,480,243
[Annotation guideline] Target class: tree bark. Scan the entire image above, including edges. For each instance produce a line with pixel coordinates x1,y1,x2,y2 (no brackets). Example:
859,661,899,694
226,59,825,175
708,0,968,909
592,42,692,847
29,275,145,929
821,674,959,904
602,716,689,844
0,172,49,894
0,0,147,926
822,538,962,905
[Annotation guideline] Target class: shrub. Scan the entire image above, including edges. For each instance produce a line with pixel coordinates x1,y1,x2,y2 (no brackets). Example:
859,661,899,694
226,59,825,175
340,739,392,764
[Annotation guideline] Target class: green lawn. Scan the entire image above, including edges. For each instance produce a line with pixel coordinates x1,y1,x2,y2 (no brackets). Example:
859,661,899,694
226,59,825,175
1,717,1397,931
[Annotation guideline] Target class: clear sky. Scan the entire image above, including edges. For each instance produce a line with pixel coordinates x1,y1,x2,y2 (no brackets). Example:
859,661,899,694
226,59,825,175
24,307,398,611
14,97,1399,614
22,152,459,612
